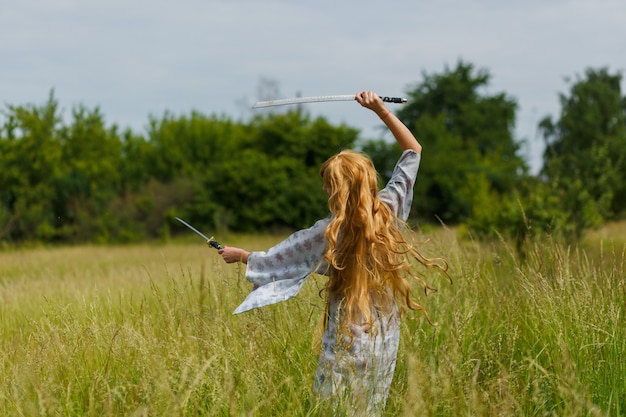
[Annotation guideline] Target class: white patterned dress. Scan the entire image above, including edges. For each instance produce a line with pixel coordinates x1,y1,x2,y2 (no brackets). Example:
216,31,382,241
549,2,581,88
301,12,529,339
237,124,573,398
233,150,420,414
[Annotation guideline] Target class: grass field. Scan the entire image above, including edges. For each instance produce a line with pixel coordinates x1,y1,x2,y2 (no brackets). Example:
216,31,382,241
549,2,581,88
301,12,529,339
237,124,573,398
0,225,624,416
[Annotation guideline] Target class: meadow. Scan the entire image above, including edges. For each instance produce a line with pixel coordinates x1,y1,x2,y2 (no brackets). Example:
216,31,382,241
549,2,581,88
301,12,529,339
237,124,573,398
0,224,624,416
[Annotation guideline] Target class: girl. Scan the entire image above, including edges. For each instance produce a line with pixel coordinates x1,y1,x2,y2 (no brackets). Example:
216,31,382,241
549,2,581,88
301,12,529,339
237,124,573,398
219,91,448,414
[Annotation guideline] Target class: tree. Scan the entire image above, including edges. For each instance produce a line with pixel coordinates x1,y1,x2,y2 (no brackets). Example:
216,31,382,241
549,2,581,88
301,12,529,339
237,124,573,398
201,111,359,232
0,91,63,241
53,105,124,241
396,60,527,224
539,67,626,223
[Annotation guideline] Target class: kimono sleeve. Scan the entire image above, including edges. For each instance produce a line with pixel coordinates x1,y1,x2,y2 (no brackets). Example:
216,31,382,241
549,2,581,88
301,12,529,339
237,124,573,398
378,149,421,222
232,217,330,314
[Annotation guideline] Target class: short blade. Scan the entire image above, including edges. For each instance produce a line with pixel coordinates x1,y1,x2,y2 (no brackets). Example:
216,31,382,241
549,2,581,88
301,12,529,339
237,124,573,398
175,217,212,241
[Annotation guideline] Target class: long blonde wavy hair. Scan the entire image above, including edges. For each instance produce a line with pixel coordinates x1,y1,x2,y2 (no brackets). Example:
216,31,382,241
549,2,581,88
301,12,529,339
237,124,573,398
319,149,448,330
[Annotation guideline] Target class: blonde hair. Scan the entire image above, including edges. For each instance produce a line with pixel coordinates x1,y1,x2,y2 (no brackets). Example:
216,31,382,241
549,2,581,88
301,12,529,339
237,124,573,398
319,149,448,331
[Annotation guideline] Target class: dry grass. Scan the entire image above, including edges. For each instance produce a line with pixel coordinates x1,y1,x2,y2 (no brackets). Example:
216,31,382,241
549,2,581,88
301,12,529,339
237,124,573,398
0,223,624,416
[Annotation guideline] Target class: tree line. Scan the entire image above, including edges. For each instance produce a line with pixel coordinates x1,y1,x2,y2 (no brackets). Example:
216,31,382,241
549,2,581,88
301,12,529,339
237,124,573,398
1,61,624,249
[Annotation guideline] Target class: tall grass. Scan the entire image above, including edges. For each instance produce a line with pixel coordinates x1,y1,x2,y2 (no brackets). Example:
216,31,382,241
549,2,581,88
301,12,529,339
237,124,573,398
0,227,624,416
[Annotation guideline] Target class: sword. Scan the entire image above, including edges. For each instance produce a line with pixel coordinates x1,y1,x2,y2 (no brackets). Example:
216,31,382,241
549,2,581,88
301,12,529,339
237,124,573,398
175,217,224,250
252,94,407,108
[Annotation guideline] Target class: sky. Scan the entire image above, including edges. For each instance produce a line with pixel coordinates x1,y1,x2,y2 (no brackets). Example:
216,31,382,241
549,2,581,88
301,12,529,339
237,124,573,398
1,0,625,174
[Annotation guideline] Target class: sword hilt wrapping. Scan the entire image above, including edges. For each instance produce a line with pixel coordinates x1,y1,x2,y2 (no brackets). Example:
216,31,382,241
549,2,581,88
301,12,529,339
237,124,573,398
207,239,224,250
380,96,407,104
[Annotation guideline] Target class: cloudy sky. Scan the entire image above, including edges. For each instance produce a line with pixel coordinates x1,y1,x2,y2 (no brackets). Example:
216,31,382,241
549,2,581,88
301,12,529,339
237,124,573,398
1,0,625,173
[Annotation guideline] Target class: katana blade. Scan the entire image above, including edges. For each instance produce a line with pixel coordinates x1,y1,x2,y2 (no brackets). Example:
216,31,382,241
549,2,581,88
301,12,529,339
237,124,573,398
175,217,224,250
252,94,407,108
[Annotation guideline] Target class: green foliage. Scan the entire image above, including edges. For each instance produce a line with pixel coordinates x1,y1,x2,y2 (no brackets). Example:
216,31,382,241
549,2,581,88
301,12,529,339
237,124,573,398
54,106,124,241
396,60,527,224
540,67,626,221
200,112,357,232
465,177,569,257
0,96,357,243
459,66,626,247
2,65,624,245
143,111,244,181
0,91,63,241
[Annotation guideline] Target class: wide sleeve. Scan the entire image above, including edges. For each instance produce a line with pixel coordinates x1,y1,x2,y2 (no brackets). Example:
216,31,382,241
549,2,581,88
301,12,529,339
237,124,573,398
232,217,330,314
378,149,421,222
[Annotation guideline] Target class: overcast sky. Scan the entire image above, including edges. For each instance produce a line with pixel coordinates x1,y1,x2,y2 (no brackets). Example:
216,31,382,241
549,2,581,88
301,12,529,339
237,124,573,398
2,0,625,173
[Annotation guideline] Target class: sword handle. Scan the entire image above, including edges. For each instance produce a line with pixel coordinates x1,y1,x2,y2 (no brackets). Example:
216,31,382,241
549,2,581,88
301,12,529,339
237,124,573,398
207,239,224,250
380,96,407,104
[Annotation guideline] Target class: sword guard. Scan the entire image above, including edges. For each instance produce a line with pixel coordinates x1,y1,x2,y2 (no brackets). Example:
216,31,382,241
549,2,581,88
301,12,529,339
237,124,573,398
207,238,224,250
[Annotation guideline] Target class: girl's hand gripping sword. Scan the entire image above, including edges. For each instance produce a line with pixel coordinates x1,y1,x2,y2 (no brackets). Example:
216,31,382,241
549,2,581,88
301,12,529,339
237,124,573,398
175,217,224,250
